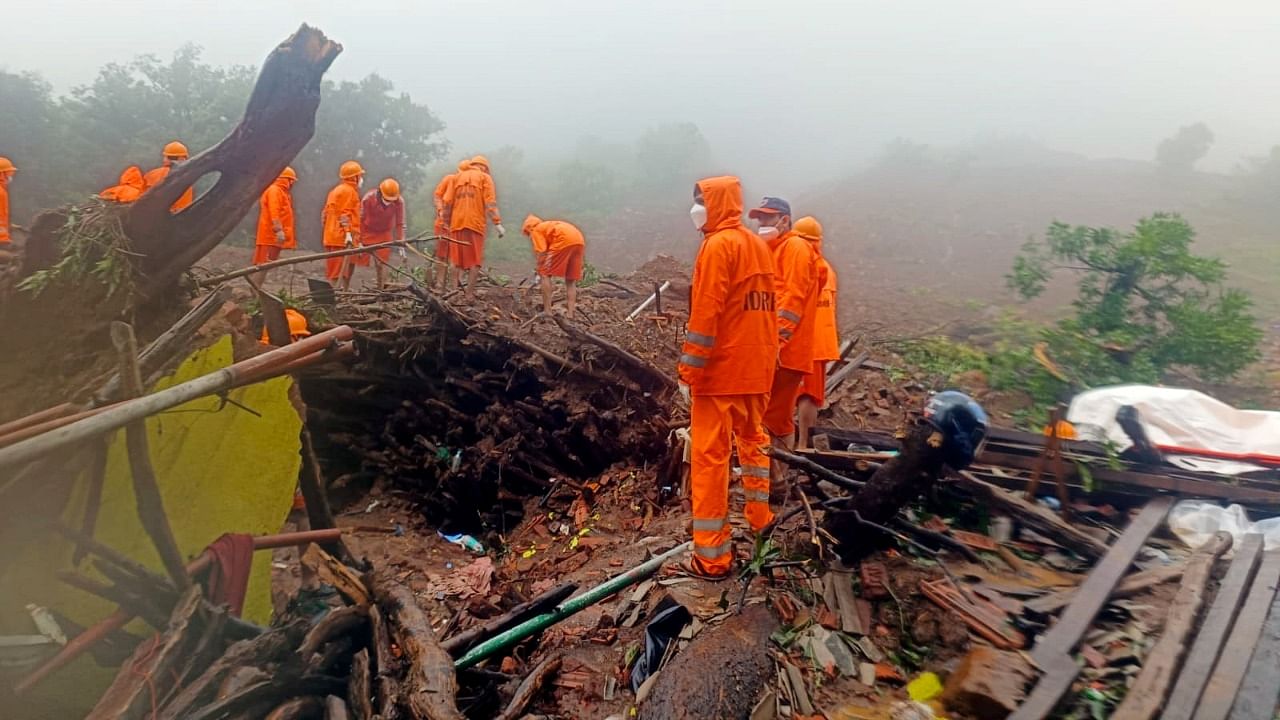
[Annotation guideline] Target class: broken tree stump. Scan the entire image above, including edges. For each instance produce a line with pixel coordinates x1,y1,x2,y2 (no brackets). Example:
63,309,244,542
638,604,778,720
823,419,948,563
371,572,463,720
1112,531,1232,720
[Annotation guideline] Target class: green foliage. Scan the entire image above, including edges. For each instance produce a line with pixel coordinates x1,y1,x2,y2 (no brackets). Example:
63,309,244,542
1155,122,1213,173
1007,213,1262,390
895,337,989,386
18,202,138,300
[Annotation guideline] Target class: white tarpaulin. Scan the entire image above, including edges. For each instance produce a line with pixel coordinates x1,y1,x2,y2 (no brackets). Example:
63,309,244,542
1168,500,1280,551
1066,384,1280,475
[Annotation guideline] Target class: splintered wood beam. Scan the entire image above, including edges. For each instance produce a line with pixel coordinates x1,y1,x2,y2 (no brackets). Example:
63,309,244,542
1160,534,1264,720
1111,531,1233,720
1191,549,1280,720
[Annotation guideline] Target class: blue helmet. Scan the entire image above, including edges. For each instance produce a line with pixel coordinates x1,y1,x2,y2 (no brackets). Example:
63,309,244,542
923,390,989,469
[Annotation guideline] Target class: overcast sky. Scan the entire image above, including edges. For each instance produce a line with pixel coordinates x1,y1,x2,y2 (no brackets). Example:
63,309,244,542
7,0,1280,192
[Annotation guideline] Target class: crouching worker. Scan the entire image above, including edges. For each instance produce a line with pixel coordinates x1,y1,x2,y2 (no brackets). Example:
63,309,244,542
521,214,586,315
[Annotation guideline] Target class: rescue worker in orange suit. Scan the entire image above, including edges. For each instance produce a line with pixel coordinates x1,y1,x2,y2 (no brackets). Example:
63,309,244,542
750,197,820,495
442,154,504,302
0,157,15,261
259,308,311,345
321,161,364,291
522,214,586,316
677,176,778,580
793,217,839,449
99,166,148,203
432,160,470,291
360,178,407,290
142,141,195,213
250,167,298,288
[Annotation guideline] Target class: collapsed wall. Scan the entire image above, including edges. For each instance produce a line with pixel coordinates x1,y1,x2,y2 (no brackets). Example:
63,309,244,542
297,281,684,537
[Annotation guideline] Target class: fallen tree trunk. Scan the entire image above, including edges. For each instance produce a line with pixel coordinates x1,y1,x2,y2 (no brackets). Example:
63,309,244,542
371,572,463,720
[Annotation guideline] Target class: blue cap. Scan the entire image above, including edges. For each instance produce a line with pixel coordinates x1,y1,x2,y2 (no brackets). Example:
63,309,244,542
748,196,792,219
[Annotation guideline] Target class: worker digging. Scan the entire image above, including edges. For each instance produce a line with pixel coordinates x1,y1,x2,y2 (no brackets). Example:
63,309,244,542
1,16,1279,720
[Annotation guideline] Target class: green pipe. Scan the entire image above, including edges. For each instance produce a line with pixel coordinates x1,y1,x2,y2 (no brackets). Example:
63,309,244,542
454,541,691,669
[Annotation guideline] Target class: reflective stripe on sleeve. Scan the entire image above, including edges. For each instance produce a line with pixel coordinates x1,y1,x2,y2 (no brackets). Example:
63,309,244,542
779,309,802,324
679,353,707,368
686,331,715,348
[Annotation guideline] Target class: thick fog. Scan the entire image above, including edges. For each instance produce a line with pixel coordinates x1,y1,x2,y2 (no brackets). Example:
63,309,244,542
7,0,1280,194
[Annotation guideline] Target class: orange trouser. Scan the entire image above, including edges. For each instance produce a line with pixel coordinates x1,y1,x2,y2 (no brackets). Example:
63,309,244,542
763,367,806,438
690,393,773,576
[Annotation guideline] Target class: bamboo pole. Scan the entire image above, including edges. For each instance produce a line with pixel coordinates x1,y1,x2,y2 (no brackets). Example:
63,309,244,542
0,326,353,472
196,236,442,287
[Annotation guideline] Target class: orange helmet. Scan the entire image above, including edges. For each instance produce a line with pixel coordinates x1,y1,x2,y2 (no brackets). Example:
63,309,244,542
278,166,298,182
286,309,311,338
794,216,823,242
0,156,16,174
457,159,472,172
163,141,189,159
470,155,490,171
379,178,400,201
522,214,542,236
339,160,364,179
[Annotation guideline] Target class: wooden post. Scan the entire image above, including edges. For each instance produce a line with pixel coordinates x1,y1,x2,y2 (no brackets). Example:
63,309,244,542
110,321,191,590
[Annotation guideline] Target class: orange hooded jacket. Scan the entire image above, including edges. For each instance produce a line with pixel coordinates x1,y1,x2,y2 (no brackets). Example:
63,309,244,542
434,160,471,227
321,179,361,248
678,176,778,396
99,166,147,204
255,177,296,249
142,162,195,212
0,175,10,245
443,165,500,233
813,255,839,361
525,218,585,254
770,229,820,372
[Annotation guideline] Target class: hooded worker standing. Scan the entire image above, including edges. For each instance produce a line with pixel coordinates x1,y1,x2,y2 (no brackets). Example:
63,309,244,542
522,214,586,316
432,160,471,290
142,141,195,213
250,167,298,287
750,197,820,492
0,157,15,250
321,161,364,290
361,178,407,290
677,176,777,580
793,217,839,449
442,154,504,301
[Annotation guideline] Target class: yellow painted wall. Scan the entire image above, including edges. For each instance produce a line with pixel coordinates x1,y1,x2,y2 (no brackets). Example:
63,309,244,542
0,336,302,717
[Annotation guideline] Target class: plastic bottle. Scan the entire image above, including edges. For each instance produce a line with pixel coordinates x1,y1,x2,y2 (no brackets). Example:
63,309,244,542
439,531,485,554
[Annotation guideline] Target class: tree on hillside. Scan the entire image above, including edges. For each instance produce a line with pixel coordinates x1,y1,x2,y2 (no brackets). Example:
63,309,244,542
62,45,256,192
1008,213,1261,388
0,71,69,209
634,122,711,205
1155,122,1214,173
290,74,447,247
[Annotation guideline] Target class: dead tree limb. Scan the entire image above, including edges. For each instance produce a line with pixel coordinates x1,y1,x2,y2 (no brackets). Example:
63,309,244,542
111,321,190,589
549,314,675,391
953,470,1108,560
131,25,341,296
494,654,561,720
371,572,464,720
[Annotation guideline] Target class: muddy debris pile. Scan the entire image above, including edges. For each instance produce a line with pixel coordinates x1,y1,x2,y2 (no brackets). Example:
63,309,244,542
299,258,692,538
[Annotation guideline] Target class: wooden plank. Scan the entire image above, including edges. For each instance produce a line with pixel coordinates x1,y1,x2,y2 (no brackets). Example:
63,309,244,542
1031,496,1173,666
1111,532,1233,720
1193,549,1280,720
828,572,864,634
955,471,1109,560
1008,652,1080,720
1229,570,1280,720
1162,534,1265,720
1025,562,1186,616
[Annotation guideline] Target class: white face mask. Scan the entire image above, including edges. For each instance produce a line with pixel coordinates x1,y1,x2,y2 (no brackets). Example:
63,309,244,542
357,176,365,189
690,203,707,231
758,225,780,240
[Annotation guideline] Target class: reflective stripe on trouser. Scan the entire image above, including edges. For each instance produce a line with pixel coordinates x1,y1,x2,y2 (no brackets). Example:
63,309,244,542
690,392,773,575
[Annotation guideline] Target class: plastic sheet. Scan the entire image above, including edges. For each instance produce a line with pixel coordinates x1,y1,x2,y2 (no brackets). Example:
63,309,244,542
1167,500,1280,551
629,596,692,692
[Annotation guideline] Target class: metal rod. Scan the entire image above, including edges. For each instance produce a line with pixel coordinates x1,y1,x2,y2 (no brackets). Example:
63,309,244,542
626,280,672,321
454,542,690,669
